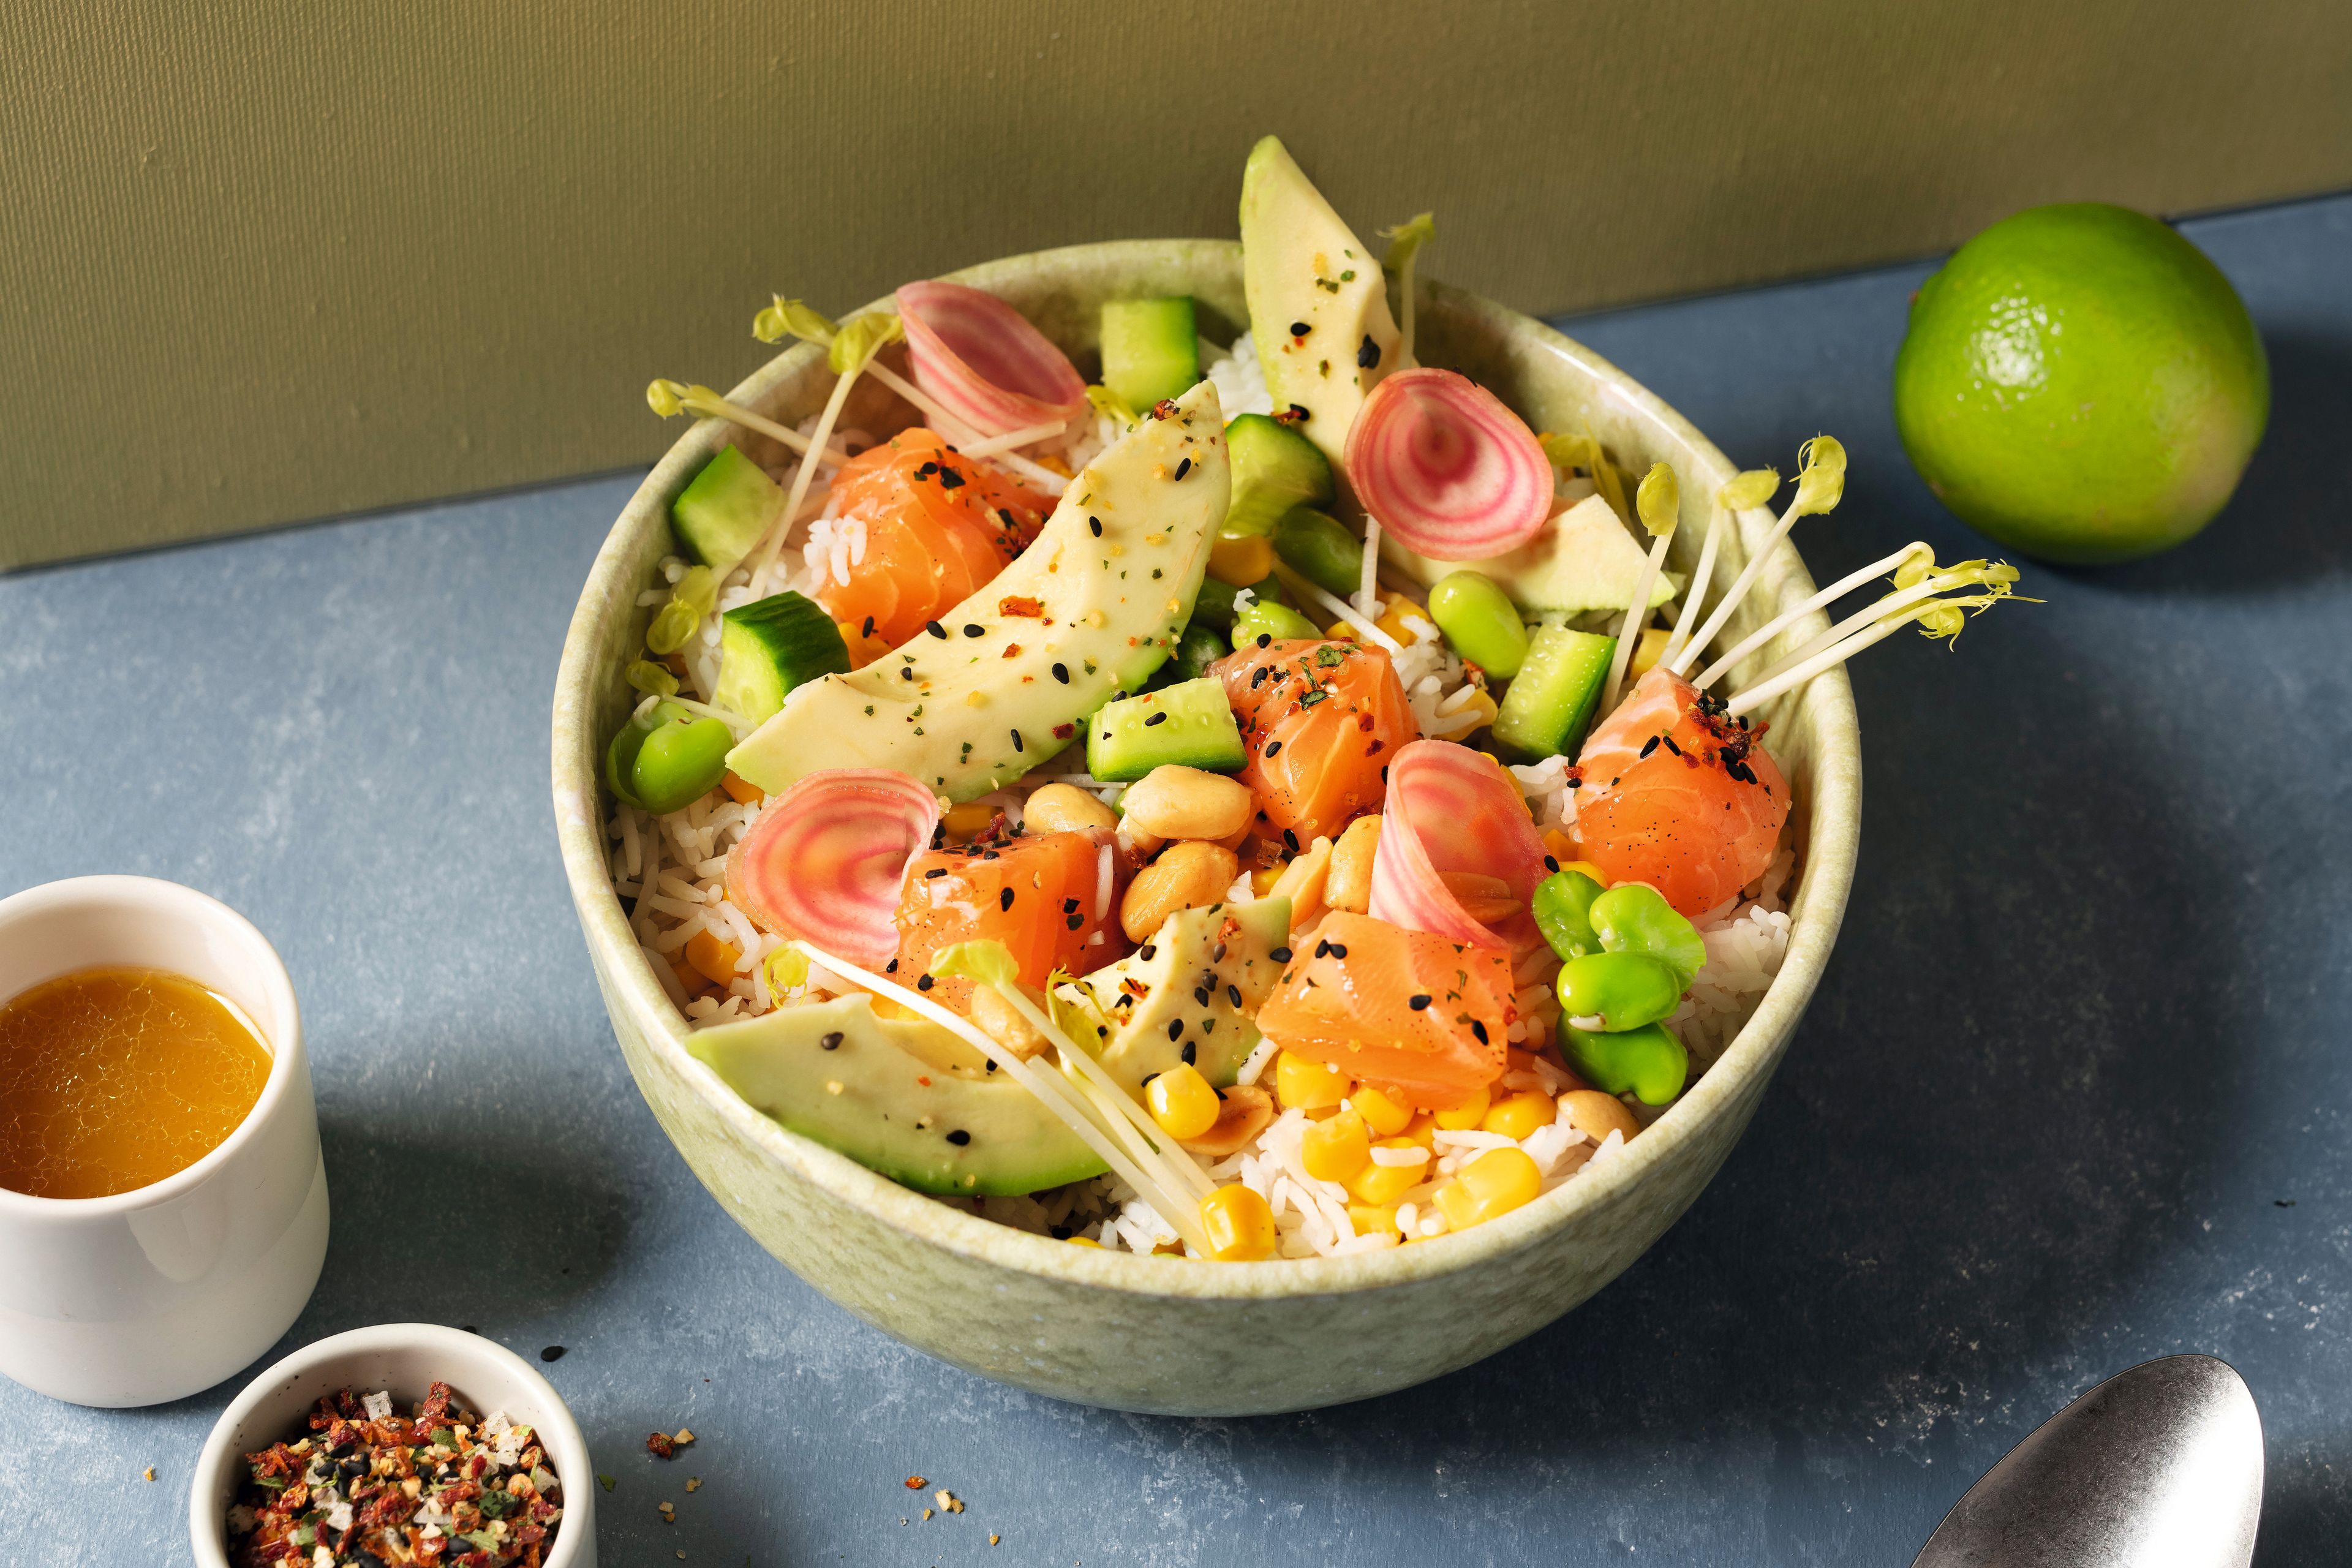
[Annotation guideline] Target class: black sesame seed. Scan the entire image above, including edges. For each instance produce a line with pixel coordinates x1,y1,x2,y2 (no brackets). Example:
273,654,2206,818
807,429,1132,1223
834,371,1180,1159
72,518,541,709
1063,897,1080,911
925,867,948,878
926,620,948,639
916,973,934,992
861,616,876,638
1356,334,1380,369
1264,740,1282,757
1327,942,1348,959
540,1346,566,1363
1282,827,1300,850
981,848,1000,860
885,958,900,973
1226,984,1242,1007
937,468,965,489
1181,1040,1197,1064
999,888,1015,911
1251,667,1268,688
960,623,983,638
1269,946,1291,963
1470,1019,1489,1043
1066,913,1083,930
1144,711,1167,727
900,666,916,680
1212,942,1226,961
1174,457,1192,480
1256,633,1273,648
945,1129,971,1145
1289,320,1310,337
1639,735,1660,759
1314,938,1330,957
1544,856,1560,873
1194,986,1210,1006
1052,662,1069,684
1089,516,1104,537
1168,1019,1185,1040
1011,729,1024,752
1139,943,1157,960
821,1031,845,1049
1409,994,1431,1011
1662,736,1683,756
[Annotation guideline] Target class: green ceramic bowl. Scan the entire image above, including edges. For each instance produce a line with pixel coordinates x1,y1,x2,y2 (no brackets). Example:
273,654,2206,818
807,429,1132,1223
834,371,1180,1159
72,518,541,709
551,241,1860,1415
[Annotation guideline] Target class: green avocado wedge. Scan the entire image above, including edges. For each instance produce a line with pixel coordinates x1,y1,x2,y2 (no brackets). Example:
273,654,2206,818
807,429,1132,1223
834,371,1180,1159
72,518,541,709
688,994,1107,1197
726,379,1231,801
1381,493,1671,617
1057,897,1291,1093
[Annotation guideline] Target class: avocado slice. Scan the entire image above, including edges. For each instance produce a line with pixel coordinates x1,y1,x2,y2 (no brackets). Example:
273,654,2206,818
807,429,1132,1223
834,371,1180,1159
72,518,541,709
1239,135,1403,470
688,995,1107,1197
1057,898,1292,1094
726,379,1231,801
1381,493,1675,617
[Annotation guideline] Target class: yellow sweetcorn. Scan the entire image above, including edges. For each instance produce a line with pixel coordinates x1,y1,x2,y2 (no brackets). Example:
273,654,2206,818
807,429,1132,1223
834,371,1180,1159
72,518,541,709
1433,1146,1543,1231
1559,858,1609,886
1146,1063,1221,1141
1274,1052,1351,1111
1482,1088,1558,1141
1629,624,1672,680
941,801,998,841
1066,1235,1101,1248
1208,533,1276,587
685,930,742,988
1346,1139,1431,1205
1401,1110,1439,1149
1250,864,1287,897
1324,620,1357,641
1433,1085,1493,1131
1442,688,1500,734
1351,1084,1415,1137
1348,1204,1402,1240
1200,1185,1278,1261
1541,828,1579,865
1302,1108,1372,1183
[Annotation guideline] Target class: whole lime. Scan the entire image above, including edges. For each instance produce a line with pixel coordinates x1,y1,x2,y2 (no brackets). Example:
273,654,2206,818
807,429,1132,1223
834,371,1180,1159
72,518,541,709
1893,203,2268,564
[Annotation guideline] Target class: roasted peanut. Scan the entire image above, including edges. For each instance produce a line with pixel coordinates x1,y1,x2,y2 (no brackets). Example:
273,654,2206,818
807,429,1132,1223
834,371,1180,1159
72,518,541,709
1119,840,1240,943
1117,765,1255,843
968,984,1049,1060
1021,782,1118,837
1559,1088,1642,1147
1324,815,1382,914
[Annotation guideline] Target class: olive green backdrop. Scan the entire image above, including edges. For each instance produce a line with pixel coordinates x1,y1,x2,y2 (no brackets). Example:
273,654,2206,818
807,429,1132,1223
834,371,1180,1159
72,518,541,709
4,0,2346,569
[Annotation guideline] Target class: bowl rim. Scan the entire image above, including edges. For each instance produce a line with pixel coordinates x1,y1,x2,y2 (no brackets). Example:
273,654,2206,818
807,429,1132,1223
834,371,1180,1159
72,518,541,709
187,1322,595,1568
551,237,1859,1302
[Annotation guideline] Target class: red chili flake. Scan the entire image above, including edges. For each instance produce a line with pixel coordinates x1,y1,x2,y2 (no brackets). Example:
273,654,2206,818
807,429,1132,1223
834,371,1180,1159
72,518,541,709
905,1475,929,1490
998,595,1045,618
647,1432,677,1458
1149,399,1179,420
1051,722,1077,740
1001,643,1023,658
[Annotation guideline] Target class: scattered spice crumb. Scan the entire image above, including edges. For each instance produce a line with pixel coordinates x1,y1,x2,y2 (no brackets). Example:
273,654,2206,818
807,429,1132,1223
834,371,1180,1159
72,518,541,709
990,1534,1002,1546
923,1507,935,1520
598,1473,617,1492
648,1433,677,1458
659,1500,677,1523
936,1490,963,1514
685,1476,701,1493
674,1428,696,1445
905,1475,927,1490
142,1466,156,1482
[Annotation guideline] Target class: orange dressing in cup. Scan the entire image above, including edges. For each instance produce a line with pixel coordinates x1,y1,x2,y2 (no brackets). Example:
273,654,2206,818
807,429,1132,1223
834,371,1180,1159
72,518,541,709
0,965,272,1199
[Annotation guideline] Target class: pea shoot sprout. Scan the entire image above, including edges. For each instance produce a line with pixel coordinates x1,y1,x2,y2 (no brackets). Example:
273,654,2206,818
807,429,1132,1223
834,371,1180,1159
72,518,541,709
1537,429,1632,524
644,379,852,466
1659,467,1778,671
744,308,905,586
1600,461,1679,712
1666,435,1845,678
1379,211,1436,367
1722,554,2031,715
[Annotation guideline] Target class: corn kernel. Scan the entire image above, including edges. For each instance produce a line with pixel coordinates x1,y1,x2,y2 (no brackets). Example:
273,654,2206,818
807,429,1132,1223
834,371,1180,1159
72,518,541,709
1346,1139,1431,1205
1146,1063,1220,1140
1482,1088,1557,1141
1560,859,1608,885
1302,1108,1372,1183
1540,827,1578,864
1348,1204,1401,1240
1208,533,1276,586
1401,1110,1439,1148
1629,624,1672,679
1433,1085,1493,1131
685,929,742,987
1274,1051,1351,1110
1324,619,1357,641
1433,1146,1543,1231
1250,863,1287,897
1199,1185,1278,1261
1065,1235,1101,1248
1442,688,1499,734
1351,1084,1415,1136
720,770,766,806
942,801,997,841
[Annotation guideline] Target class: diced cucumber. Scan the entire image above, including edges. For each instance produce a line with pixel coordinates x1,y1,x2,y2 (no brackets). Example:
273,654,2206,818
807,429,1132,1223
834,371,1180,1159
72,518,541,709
1493,627,1616,760
1272,507,1362,597
714,592,851,725
1085,678,1246,780
1222,414,1333,536
1101,297,1200,410
671,445,783,580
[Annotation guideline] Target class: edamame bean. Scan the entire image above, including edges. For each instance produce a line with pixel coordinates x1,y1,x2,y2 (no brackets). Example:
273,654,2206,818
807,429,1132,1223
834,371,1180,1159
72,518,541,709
1531,869,1606,961
1559,1020,1688,1105
1232,598,1325,648
605,700,695,807
1273,508,1365,598
1159,622,1231,685
631,715,735,813
1556,951,1683,1033
1589,883,1706,988
1427,571,1529,677
1190,576,1243,630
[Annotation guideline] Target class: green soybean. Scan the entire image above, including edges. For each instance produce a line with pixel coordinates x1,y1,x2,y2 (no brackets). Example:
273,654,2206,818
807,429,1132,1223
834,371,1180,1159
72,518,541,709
1532,870,1606,961
1560,1020,1689,1105
1232,598,1325,648
1273,508,1364,598
1556,951,1683,1033
605,700,695,808
631,715,735,813
1589,884,1706,989
1427,571,1529,677
1157,622,1232,687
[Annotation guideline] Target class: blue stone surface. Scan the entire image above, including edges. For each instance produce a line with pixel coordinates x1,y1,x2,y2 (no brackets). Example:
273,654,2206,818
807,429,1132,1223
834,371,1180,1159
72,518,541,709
2,190,2346,1564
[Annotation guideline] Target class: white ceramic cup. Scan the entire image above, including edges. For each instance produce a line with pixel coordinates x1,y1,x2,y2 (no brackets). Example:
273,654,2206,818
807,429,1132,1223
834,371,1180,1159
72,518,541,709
190,1324,598,1567
0,875,330,1406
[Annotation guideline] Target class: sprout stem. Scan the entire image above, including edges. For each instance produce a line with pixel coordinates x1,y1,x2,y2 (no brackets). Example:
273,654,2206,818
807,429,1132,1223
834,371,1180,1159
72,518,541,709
1659,505,1727,669
747,361,864,587
787,940,1208,1252
1356,516,1382,619
1692,543,1931,690
1273,563,1405,655
1667,494,1807,678
995,985,1216,1202
1725,612,1916,718
1733,568,2001,695
861,360,1071,496
1601,524,1675,714
959,418,1068,458
662,386,851,467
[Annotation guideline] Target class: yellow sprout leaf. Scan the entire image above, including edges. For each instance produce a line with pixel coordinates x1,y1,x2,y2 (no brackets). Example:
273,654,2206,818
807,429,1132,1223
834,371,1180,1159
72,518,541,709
1717,467,1780,512
1790,434,1847,516
929,939,1020,990
625,658,679,698
1086,383,1139,428
753,295,840,346
764,946,809,995
647,379,690,418
829,312,904,375
1379,211,1436,274
1634,461,1679,537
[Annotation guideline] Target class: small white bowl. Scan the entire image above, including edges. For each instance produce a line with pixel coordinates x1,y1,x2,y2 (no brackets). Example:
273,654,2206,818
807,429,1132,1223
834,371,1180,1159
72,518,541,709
189,1323,598,1568
0,875,328,1407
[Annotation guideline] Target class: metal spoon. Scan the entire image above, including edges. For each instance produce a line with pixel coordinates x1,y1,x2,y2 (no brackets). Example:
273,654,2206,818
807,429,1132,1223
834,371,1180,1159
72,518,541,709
1913,1354,2263,1568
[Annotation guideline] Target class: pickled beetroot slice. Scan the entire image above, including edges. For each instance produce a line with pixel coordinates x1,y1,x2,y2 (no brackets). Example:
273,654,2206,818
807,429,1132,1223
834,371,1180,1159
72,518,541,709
896,280,1089,437
1344,368,1551,559
725,769,941,970
1366,739,1550,951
